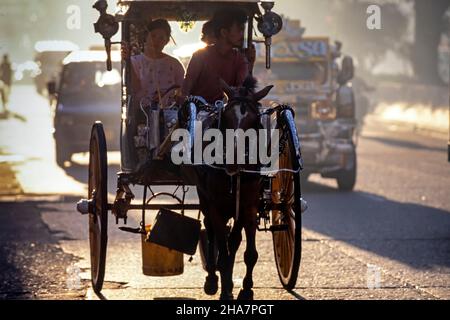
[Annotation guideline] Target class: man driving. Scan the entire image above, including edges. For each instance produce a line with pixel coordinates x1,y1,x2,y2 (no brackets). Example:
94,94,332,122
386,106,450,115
180,9,255,104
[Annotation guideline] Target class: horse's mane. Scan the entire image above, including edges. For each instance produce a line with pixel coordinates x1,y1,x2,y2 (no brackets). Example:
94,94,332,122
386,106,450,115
242,76,257,92
237,76,258,98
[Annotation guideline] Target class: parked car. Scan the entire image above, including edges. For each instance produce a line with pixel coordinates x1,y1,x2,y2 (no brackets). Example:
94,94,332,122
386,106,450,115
49,50,121,167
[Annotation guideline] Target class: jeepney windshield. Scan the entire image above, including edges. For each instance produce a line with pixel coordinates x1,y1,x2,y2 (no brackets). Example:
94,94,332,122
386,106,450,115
59,61,121,101
254,61,328,84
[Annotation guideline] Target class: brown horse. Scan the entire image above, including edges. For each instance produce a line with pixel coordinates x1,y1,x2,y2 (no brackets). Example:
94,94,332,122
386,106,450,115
193,77,273,300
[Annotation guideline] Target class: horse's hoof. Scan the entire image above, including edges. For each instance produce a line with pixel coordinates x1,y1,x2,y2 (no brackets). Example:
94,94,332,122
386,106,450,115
203,275,219,296
219,292,234,300
237,289,254,300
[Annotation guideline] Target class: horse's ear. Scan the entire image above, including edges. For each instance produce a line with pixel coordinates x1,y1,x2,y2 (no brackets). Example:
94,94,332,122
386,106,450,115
253,85,274,102
220,78,234,99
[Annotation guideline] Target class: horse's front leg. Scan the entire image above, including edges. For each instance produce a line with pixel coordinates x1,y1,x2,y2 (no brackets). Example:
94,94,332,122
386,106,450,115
237,215,258,300
228,221,243,265
209,211,235,300
226,220,243,290
203,215,219,296
216,229,234,300
197,186,220,296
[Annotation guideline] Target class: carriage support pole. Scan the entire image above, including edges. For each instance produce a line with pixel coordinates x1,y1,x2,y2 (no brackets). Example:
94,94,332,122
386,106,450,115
247,14,253,76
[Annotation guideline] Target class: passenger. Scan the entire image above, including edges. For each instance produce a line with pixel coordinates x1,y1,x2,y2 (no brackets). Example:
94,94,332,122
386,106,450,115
180,9,255,104
122,19,185,107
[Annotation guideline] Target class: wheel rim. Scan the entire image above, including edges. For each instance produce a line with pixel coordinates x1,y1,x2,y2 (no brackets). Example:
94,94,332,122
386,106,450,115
88,125,108,292
272,140,296,283
271,119,302,289
89,156,101,284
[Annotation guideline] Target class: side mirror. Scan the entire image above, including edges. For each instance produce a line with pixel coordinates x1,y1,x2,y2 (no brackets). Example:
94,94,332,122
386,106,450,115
338,56,354,85
47,81,57,96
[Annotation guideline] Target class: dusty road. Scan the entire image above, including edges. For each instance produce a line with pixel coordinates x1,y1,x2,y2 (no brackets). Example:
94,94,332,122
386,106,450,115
0,85,449,300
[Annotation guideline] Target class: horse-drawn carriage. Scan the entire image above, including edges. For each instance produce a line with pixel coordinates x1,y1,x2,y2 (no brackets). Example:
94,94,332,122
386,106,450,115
77,0,307,300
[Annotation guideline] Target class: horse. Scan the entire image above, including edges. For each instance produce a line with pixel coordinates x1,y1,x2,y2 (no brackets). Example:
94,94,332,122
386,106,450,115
191,77,274,300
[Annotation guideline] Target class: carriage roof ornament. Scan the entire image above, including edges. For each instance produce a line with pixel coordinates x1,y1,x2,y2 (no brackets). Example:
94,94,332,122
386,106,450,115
257,1,283,69
93,0,120,71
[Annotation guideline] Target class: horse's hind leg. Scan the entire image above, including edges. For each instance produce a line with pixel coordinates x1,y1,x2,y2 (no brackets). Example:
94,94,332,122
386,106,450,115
237,223,258,300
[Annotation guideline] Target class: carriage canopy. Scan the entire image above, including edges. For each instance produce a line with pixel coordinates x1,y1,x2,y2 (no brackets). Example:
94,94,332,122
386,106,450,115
115,0,263,21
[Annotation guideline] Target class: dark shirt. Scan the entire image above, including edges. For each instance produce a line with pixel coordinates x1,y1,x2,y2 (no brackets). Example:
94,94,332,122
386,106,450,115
183,46,249,103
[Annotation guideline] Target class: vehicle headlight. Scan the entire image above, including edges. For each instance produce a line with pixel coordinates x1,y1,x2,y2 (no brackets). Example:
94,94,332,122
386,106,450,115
311,100,336,120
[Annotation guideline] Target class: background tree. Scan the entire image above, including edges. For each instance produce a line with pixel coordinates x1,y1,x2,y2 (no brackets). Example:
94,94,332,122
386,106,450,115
413,0,449,84
329,0,409,77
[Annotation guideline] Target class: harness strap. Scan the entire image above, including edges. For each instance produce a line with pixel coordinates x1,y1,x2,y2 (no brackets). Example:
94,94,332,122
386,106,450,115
235,174,241,222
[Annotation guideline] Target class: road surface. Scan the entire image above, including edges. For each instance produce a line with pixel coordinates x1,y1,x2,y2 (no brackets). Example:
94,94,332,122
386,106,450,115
0,85,449,300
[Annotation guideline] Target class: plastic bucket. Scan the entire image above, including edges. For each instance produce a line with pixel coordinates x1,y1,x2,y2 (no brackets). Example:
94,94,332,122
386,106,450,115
141,225,184,276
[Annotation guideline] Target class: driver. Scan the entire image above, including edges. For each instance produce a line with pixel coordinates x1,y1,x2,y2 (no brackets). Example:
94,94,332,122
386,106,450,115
179,9,255,104
123,19,185,107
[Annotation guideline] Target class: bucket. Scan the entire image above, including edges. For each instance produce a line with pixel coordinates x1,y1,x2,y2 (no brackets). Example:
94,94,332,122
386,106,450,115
141,225,184,276
147,208,201,256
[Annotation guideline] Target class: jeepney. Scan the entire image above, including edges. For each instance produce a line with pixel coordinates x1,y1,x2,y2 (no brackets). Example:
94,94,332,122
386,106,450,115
255,19,357,190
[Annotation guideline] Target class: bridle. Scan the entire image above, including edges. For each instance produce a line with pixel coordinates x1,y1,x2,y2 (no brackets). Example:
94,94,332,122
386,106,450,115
185,96,300,222
220,97,260,128
221,96,260,118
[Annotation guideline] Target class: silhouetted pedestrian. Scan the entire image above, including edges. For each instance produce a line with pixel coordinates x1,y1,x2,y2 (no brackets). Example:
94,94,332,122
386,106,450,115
0,54,13,112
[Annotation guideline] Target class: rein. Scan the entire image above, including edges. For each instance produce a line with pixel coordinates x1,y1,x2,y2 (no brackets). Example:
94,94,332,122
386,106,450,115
185,97,301,222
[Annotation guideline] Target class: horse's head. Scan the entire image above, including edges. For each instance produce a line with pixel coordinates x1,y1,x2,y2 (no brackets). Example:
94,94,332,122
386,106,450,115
220,76,273,176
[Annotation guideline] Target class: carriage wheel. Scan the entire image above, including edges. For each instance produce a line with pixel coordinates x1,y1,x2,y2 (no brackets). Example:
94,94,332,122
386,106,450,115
88,122,108,293
271,116,302,290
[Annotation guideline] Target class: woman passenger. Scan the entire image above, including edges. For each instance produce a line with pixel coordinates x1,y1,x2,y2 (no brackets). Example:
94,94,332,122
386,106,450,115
124,19,185,107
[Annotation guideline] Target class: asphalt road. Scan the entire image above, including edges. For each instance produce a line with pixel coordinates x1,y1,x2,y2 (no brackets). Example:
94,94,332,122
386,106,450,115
0,85,449,300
